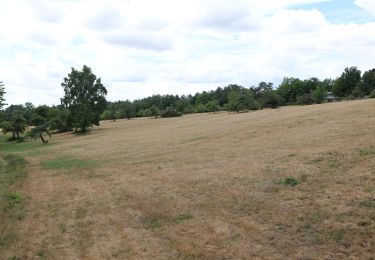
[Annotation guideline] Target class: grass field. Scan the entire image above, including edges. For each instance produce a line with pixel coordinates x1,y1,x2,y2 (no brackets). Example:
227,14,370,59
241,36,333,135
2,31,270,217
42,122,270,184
1,99,374,259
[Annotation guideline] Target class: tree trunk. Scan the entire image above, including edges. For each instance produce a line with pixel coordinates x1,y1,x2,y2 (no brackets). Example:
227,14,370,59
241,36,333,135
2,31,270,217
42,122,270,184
40,134,48,144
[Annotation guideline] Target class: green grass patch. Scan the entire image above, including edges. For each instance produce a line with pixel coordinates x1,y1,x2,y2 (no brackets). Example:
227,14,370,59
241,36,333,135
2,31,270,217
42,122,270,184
170,213,193,224
0,135,54,157
363,187,375,193
144,213,193,229
41,157,98,170
360,199,375,208
0,154,28,193
3,192,23,209
358,146,375,157
0,154,28,252
280,177,299,187
183,136,207,143
0,139,45,153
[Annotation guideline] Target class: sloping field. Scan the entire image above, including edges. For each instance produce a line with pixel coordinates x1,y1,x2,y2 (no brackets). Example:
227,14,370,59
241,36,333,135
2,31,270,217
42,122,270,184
1,99,375,259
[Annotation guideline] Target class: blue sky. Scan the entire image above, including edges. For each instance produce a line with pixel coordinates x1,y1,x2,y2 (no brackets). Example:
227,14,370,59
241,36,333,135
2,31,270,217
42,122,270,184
0,0,374,105
300,0,374,23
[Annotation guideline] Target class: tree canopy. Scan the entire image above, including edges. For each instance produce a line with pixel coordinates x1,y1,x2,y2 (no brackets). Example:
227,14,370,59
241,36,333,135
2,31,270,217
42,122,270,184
0,81,6,109
61,65,107,132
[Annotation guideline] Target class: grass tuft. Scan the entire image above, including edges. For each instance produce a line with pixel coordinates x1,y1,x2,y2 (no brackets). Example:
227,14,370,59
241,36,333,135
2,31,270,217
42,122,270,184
3,192,23,209
360,199,375,208
144,213,193,229
281,177,299,187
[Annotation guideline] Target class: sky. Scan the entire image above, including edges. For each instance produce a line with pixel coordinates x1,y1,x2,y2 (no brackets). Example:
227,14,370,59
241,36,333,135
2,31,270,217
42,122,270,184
0,0,375,106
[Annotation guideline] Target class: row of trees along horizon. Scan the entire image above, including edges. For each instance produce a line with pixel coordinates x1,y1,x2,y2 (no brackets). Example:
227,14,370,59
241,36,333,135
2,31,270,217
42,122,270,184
1,65,375,143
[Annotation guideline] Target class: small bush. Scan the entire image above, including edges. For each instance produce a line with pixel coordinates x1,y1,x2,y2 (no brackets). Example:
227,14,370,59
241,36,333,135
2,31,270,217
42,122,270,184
3,192,23,209
360,199,375,208
282,177,299,187
369,89,375,98
161,107,182,118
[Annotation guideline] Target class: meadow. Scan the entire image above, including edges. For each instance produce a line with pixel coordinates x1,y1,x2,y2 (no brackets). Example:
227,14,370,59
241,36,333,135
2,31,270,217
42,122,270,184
1,99,374,259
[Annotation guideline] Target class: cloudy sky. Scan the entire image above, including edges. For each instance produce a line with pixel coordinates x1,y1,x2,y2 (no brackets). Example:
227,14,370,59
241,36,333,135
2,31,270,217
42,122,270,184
0,0,374,105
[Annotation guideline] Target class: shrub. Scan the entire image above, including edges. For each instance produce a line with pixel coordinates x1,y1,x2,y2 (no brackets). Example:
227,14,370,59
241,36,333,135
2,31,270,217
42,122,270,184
3,192,23,209
161,107,182,118
282,177,299,187
369,89,375,98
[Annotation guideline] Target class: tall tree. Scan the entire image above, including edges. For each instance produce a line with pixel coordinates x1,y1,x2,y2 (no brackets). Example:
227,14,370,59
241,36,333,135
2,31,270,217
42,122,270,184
359,68,375,96
61,65,107,132
0,81,6,109
333,67,361,97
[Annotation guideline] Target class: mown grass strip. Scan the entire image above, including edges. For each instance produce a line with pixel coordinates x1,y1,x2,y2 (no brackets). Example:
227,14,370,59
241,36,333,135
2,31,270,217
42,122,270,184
144,213,193,229
0,153,28,255
41,157,98,170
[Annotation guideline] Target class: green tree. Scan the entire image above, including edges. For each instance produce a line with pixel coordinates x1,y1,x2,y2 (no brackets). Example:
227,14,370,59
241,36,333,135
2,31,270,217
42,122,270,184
206,100,219,114
27,116,51,143
359,69,375,96
0,81,6,109
226,90,257,113
61,65,107,132
311,86,327,104
333,67,361,97
150,105,160,118
1,115,27,141
118,101,136,120
258,90,284,108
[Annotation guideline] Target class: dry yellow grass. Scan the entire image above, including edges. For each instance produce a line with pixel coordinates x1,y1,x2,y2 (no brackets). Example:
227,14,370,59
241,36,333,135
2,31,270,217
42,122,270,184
2,99,375,259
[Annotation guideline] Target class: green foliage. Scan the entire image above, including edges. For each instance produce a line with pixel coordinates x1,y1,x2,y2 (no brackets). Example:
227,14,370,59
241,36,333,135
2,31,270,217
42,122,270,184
1,115,27,141
61,65,107,132
359,68,375,95
3,192,23,209
150,105,160,118
296,93,314,105
48,108,72,133
194,103,208,113
281,177,299,187
25,115,51,144
206,100,219,113
161,107,182,118
333,67,361,97
227,89,257,112
117,100,136,119
312,86,327,104
144,213,193,229
258,90,284,109
0,81,6,109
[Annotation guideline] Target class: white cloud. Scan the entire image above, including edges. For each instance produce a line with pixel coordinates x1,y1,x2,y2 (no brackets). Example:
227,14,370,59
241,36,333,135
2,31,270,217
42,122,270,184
355,0,375,15
0,0,374,105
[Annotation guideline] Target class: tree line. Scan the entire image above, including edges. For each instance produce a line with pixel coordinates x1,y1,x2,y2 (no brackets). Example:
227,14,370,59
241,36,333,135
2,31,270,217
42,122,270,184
101,66,375,120
1,66,374,143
